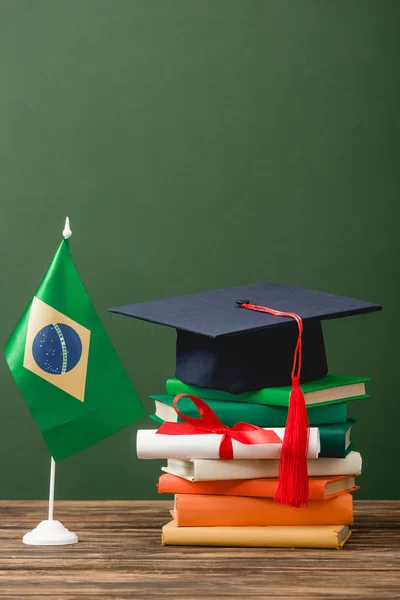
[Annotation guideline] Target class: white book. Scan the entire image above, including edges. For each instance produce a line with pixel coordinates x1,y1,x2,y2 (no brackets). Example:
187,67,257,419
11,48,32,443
161,451,362,481
137,427,320,460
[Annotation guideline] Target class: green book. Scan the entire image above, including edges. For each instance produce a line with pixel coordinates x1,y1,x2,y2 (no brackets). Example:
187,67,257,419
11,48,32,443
165,375,369,408
318,419,357,458
150,394,349,427
150,397,357,458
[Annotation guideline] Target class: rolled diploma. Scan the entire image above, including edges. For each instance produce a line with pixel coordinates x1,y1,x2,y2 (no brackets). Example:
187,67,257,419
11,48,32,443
136,428,320,460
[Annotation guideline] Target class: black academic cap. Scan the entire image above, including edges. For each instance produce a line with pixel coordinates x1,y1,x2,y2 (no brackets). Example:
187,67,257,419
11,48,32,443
110,283,381,394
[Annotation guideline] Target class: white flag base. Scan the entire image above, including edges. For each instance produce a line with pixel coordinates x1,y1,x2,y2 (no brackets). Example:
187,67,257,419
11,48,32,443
23,520,78,546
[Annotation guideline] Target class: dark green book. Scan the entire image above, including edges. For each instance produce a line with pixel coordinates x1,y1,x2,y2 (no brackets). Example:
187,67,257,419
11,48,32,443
150,394,349,427
318,419,357,458
166,375,369,408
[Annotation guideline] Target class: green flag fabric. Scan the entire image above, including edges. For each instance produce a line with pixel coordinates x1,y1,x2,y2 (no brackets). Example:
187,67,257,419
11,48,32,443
5,239,145,460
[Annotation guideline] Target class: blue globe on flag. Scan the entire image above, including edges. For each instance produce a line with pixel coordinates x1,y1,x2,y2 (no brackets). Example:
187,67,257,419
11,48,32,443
32,323,82,375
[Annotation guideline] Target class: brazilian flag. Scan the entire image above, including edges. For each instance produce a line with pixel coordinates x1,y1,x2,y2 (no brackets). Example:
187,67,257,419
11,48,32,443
5,238,145,460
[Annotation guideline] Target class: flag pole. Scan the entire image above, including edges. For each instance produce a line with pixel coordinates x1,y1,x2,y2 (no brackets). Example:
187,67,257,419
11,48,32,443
48,457,56,521
46,219,71,522
22,218,78,546
45,219,71,523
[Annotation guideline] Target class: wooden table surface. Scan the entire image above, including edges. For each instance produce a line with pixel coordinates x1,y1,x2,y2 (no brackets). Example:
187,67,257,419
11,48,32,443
0,500,399,599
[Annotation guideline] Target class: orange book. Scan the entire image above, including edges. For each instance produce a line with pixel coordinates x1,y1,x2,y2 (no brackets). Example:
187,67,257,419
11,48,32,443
172,493,353,527
158,474,358,500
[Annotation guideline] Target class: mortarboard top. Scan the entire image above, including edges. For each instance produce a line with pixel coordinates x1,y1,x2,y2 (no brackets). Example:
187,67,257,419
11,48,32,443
110,282,381,338
110,283,381,394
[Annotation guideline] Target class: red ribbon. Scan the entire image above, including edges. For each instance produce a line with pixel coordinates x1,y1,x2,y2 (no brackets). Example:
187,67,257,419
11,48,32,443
156,393,282,459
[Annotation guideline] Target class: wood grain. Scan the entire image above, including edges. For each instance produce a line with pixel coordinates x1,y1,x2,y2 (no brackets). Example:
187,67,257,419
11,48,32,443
0,501,399,599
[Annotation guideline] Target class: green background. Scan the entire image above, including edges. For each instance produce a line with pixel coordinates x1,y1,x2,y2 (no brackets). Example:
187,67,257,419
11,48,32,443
0,0,398,500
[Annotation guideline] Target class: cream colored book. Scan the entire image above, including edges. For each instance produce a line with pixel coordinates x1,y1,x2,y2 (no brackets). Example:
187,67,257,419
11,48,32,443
162,521,352,549
161,451,362,481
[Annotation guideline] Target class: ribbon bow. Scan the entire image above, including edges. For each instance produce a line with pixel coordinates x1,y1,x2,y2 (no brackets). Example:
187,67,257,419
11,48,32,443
156,393,282,459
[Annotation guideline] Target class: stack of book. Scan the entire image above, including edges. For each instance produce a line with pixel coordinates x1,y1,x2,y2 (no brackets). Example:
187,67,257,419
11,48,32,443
112,281,380,548
136,374,367,549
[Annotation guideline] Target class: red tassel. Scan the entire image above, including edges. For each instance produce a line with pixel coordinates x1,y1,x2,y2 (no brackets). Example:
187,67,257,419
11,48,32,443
274,376,310,508
237,301,310,508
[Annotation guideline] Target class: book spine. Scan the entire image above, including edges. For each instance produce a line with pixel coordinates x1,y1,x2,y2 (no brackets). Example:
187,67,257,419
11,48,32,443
191,453,361,480
319,428,346,458
174,494,353,527
158,474,359,500
152,404,348,427
162,522,351,548
308,403,347,425
319,420,357,458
